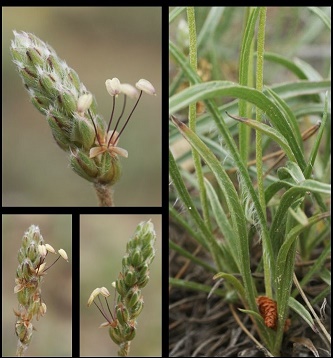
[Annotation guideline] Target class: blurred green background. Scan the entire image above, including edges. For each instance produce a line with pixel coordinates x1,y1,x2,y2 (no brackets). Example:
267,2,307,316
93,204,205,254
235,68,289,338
2,7,161,206
2,215,72,357
80,215,161,356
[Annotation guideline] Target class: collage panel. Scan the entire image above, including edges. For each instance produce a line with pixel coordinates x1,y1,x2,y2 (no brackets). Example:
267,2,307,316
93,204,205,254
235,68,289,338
3,6,161,207
80,214,162,357
2,214,72,357
169,6,330,357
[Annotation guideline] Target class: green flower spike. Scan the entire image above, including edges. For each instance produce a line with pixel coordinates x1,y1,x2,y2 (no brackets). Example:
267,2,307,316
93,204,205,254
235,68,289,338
14,225,69,357
10,31,156,206
87,220,156,357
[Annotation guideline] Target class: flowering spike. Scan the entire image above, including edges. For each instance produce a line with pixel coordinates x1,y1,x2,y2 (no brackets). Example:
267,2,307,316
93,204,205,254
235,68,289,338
11,31,157,207
10,31,126,201
88,220,156,356
14,225,68,356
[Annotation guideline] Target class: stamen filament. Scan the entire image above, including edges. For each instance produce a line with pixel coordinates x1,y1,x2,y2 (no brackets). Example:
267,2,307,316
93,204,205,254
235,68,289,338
93,300,113,324
35,256,46,275
97,295,110,320
108,95,127,147
88,109,102,147
105,296,115,321
114,90,143,143
43,255,60,272
107,96,116,134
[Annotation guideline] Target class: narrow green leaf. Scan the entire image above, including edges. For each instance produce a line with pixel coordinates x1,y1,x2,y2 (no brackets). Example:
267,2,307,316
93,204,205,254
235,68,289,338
226,112,297,163
263,52,309,79
169,149,224,270
204,178,240,272
169,205,209,250
169,80,313,170
197,7,225,49
169,240,216,273
170,115,258,309
238,308,263,323
169,277,225,297
264,86,303,147
276,212,330,276
304,92,329,179
213,272,246,300
284,162,306,183
288,297,316,330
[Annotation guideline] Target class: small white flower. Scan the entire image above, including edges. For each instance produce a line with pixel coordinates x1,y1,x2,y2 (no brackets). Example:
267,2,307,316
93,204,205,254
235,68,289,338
105,78,121,97
89,130,128,159
135,79,156,95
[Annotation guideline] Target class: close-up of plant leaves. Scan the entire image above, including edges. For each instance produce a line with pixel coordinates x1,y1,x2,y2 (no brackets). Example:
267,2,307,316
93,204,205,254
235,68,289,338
169,7,330,357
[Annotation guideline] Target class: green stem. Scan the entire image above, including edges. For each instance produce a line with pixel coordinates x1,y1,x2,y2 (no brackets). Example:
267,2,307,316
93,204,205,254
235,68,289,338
256,7,272,298
238,7,258,162
186,7,211,231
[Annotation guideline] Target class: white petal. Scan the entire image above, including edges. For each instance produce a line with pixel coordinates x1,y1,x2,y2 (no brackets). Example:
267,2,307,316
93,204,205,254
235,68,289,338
109,146,128,158
89,146,107,158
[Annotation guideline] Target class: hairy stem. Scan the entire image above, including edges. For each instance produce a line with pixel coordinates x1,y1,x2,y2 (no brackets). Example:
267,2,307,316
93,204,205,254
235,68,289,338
94,182,113,207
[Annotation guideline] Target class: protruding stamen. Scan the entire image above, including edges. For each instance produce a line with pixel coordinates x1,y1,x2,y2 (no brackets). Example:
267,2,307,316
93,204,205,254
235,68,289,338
87,109,102,147
107,95,126,147
105,78,121,97
136,79,156,96
114,90,143,144
58,249,69,262
45,244,56,254
106,96,116,134
87,288,101,306
100,287,111,297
